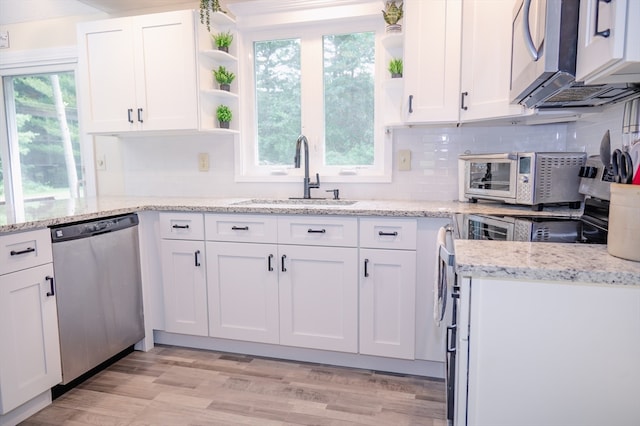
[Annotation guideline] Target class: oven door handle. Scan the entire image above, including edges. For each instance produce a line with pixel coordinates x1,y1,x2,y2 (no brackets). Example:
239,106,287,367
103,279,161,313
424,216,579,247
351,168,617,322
446,324,457,354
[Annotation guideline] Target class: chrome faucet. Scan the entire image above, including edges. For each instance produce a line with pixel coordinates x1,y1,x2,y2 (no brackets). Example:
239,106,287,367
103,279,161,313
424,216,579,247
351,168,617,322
294,134,320,199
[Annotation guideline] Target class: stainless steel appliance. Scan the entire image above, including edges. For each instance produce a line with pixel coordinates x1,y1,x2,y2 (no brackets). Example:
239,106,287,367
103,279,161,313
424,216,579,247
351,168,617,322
459,152,586,210
510,0,640,108
50,214,144,385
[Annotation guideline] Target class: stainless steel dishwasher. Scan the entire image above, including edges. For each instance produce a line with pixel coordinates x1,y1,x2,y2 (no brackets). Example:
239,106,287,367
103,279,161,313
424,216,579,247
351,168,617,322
50,213,144,385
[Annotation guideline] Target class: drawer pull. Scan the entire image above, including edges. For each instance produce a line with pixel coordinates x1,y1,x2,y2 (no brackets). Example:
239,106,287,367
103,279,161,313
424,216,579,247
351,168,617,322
232,226,249,231
172,224,190,229
307,228,326,234
10,247,35,256
378,231,398,237
194,250,201,267
268,254,274,271
46,276,55,297
364,258,369,277
281,255,287,272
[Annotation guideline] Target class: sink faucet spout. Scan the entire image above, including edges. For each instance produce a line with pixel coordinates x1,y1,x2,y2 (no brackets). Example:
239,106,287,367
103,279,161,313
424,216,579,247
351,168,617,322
294,135,320,199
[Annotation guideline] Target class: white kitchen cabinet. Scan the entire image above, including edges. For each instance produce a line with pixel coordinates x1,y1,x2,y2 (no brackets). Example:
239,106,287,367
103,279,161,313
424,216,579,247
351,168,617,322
159,213,208,337
401,0,526,125
403,0,462,124
0,230,61,417
576,0,640,84
461,277,640,426
358,218,417,359
279,244,358,353
77,10,198,133
359,249,416,359
206,242,279,344
459,0,526,122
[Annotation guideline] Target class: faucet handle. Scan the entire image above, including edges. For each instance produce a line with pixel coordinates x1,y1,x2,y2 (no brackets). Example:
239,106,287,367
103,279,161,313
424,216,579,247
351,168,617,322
310,173,320,189
326,189,340,200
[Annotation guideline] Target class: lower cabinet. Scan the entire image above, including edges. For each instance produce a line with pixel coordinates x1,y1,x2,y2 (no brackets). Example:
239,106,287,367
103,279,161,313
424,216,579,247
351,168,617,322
359,248,416,359
279,245,358,353
161,239,208,336
0,229,61,417
206,241,279,344
158,213,425,360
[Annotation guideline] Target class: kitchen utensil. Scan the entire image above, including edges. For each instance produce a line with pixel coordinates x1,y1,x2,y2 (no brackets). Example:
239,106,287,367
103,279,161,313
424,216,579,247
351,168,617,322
612,149,633,184
600,130,611,169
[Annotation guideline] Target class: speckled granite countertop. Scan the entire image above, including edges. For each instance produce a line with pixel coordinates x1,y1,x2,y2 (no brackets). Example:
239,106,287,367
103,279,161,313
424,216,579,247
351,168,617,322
0,196,581,233
455,240,640,286
2,196,637,286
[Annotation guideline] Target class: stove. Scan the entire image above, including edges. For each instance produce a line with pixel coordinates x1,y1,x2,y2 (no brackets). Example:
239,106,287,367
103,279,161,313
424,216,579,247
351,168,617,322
454,155,611,244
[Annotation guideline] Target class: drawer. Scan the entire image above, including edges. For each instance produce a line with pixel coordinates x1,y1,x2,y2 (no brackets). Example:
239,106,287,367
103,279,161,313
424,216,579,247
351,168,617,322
159,212,204,240
278,216,357,247
359,218,417,250
0,228,53,275
205,214,277,243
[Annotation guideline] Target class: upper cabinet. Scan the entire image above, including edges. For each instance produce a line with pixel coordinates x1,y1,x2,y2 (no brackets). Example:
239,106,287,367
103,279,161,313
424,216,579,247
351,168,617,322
402,0,462,124
77,10,199,134
459,0,526,122
576,0,640,84
400,0,526,126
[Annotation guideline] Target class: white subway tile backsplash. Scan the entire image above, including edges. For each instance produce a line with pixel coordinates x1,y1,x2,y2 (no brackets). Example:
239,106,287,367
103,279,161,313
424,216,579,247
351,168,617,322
97,109,629,202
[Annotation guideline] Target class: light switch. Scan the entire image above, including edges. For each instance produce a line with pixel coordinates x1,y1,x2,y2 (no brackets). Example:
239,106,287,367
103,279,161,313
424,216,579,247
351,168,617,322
198,153,209,172
0,31,9,49
398,149,411,171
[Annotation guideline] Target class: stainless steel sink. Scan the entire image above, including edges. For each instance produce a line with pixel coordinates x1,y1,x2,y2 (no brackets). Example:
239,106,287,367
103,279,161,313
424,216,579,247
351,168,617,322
232,198,358,206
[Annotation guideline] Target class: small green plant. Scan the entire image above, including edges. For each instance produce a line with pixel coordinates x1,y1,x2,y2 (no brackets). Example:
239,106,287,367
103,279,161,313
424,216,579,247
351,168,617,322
216,105,232,127
212,65,235,86
382,1,403,25
389,58,403,77
212,30,233,51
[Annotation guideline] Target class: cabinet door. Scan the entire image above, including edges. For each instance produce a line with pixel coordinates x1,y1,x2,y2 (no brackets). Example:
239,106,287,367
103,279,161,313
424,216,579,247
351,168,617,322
576,0,640,84
206,242,279,344
0,264,61,414
133,10,198,131
403,0,462,124
359,249,416,359
459,0,525,122
161,239,208,336
77,17,137,133
279,245,358,353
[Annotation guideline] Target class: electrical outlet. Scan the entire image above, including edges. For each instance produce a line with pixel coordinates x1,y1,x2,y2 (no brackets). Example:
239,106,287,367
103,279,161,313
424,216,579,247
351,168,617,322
198,153,209,172
0,31,9,49
398,149,411,171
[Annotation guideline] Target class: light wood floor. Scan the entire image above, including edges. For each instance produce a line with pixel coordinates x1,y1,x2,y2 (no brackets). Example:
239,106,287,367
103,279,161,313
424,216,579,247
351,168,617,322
22,345,446,426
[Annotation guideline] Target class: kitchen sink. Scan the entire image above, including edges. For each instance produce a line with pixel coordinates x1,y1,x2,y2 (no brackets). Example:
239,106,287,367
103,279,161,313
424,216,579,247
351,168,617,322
232,198,358,206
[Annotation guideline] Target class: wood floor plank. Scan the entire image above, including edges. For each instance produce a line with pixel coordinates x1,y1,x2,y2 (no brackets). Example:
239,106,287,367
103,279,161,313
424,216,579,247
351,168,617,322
21,345,445,426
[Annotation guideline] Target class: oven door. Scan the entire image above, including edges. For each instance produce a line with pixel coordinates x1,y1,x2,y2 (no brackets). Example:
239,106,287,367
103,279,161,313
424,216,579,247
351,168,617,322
462,214,517,241
462,155,518,201
436,226,456,423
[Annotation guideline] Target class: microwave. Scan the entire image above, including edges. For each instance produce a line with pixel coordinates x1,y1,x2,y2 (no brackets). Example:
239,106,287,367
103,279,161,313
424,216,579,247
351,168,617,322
510,0,640,108
459,152,586,210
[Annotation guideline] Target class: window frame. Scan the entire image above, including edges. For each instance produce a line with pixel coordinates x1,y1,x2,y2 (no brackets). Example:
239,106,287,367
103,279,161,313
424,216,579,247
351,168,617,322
0,47,95,223
235,16,391,183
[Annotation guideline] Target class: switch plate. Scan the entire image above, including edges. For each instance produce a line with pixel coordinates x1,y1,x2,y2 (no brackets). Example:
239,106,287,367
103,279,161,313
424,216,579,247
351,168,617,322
398,149,411,171
198,153,209,172
0,31,9,49
96,154,106,171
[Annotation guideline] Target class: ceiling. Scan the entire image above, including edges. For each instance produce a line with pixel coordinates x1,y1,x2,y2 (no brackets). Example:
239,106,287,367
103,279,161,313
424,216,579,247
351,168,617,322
0,0,252,25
